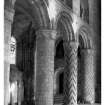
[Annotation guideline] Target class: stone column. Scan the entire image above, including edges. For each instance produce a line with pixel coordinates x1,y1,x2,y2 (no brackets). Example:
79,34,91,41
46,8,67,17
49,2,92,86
35,29,56,105
88,0,100,35
64,42,78,105
80,49,95,103
72,0,80,16
54,71,59,95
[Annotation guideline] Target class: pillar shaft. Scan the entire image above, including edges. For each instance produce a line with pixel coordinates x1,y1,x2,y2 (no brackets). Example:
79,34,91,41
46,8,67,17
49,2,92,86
64,42,78,105
35,29,56,105
54,71,60,95
22,45,34,104
80,49,95,103
88,0,100,35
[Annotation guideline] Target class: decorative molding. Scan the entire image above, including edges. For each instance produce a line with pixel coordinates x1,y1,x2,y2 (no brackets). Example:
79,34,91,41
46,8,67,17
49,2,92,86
78,26,93,49
36,29,57,40
63,41,78,105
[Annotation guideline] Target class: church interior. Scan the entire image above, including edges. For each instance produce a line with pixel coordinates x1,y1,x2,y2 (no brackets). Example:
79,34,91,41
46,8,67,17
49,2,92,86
4,0,101,105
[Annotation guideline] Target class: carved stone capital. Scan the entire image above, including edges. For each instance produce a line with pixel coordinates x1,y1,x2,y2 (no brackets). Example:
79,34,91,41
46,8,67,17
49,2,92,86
63,41,79,54
36,29,57,40
80,49,95,56
69,41,79,49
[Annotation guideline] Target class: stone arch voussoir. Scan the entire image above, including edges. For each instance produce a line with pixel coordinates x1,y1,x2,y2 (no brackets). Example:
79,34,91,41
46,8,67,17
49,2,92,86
55,11,77,42
78,26,93,49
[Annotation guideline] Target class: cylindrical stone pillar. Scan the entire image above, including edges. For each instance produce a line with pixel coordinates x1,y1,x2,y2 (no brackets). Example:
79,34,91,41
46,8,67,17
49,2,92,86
64,42,78,105
54,71,60,95
80,49,95,103
88,0,100,35
35,29,56,105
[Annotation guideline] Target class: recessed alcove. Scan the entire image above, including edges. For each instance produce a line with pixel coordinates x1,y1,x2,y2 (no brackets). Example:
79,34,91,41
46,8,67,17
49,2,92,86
54,39,65,96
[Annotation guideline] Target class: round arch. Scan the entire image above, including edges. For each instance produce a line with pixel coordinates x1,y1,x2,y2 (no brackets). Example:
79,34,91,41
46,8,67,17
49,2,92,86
55,11,76,42
14,0,50,30
54,11,75,57
77,25,93,49
38,0,51,28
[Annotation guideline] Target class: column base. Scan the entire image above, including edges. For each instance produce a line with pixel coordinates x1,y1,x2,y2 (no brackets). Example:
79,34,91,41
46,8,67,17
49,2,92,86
22,99,35,105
